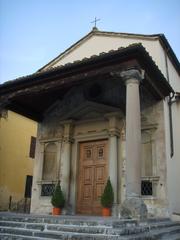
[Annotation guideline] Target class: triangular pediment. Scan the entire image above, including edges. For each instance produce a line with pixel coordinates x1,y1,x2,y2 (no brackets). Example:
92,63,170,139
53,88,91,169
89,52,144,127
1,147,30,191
45,99,123,122
39,30,163,72
62,101,122,120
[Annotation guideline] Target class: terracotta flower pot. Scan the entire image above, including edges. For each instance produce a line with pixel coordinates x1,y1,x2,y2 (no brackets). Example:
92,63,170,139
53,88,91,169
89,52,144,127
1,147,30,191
102,207,111,217
52,207,61,215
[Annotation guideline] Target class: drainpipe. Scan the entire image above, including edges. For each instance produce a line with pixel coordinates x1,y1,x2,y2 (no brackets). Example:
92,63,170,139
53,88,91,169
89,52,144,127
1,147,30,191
164,49,174,158
168,93,174,158
168,92,180,158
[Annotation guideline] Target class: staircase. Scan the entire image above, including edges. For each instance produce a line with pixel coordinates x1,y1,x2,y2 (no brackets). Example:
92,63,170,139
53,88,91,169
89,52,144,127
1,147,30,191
0,212,180,240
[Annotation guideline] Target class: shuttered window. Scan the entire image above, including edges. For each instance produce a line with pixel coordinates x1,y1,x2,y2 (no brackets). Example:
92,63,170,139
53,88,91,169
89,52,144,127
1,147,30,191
29,136,36,158
24,175,33,198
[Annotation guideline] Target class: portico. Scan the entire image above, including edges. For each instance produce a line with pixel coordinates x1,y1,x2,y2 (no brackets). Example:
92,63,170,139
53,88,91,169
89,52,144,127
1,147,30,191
0,44,173,217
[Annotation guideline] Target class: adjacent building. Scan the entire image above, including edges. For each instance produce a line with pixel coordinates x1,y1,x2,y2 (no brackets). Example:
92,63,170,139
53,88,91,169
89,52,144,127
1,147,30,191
0,110,37,211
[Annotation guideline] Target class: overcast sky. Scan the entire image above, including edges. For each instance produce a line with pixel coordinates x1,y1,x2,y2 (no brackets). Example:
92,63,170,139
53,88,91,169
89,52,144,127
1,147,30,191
0,0,180,83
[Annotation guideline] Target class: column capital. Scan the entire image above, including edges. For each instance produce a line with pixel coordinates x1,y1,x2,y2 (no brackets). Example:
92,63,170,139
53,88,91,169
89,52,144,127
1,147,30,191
63,136,74,144
108,128,120,137
120,68,144,84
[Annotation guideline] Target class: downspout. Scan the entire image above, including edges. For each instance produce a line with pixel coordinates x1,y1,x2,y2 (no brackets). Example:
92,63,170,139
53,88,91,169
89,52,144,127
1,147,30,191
164,49,174,158
168,93,174,158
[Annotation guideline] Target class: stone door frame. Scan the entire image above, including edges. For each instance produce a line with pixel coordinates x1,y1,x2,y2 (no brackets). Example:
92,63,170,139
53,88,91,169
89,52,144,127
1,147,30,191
71,131,109,215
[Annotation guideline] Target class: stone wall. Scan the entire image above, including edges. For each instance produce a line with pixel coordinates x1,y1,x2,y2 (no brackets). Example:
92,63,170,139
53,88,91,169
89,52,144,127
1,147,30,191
31,95,168,217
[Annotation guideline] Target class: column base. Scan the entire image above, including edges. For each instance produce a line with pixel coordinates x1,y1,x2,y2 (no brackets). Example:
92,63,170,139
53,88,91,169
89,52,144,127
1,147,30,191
62,203,74,215
120,197,148,220
111,203,120,217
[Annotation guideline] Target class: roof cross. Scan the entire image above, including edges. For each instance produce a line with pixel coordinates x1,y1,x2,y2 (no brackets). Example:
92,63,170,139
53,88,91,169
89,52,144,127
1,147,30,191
91,17,100,28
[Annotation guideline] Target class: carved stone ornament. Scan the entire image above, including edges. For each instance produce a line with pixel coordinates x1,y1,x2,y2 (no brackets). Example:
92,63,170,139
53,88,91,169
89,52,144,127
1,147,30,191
63,136,74,144
120,69,145,83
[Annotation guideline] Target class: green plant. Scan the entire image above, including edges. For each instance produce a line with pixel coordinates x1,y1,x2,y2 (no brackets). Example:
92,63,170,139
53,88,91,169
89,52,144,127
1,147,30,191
101,178,114,208
51,181,65,208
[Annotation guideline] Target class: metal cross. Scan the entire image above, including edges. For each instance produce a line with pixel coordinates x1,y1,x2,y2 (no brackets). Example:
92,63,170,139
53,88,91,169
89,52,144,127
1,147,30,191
91,17,100,27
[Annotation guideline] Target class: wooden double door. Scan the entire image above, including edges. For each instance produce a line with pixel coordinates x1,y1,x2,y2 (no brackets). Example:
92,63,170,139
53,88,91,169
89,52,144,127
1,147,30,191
77,140,108,215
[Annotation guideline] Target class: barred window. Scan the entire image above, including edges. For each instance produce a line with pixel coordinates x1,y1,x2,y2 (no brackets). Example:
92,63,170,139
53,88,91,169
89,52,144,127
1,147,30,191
41,184,55,196
141,180,153,196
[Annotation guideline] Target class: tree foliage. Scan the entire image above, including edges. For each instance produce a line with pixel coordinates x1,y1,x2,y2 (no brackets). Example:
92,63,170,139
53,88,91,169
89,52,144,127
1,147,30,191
101,178,114,208
51,181,65,208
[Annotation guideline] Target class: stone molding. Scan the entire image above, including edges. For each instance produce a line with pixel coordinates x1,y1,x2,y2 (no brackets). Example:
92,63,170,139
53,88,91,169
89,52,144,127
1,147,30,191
74,131,108,142
39,137,63,143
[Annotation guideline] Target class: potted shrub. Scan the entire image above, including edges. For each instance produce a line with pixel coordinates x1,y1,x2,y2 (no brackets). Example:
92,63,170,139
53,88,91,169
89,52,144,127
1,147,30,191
51,181,65,215
101,178,114,216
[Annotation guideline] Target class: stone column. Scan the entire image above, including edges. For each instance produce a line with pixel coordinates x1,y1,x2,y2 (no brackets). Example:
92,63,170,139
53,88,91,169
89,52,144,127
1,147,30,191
105,113,122,214
61,121,74,204
109,131,118,203
120,68,147,219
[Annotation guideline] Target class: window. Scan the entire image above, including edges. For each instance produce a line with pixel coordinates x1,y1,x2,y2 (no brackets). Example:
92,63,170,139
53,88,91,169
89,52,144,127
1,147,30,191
141,180,153,196
29,136,36,158
141,129,158,197
141,132,153,176
41,184,55,196
24,175,33,198
42,143,57,181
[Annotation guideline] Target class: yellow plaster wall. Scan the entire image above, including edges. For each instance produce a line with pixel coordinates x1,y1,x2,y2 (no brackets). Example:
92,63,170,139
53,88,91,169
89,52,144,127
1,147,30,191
0,111,37,210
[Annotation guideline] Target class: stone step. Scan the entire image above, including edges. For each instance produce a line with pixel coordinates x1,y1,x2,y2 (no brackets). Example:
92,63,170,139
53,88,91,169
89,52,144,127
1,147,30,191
120,225,180,240
161,232,180,240
151,225,180,239
0,233,47,240
0,220,178,235
1,223,180,239
149,220,180,231
0,221,45,231
1,219,178,236
0,220,113,234
0,213,179,240
0,214,137,227
0,213,169,224
0,226,120,240
0,226,39,237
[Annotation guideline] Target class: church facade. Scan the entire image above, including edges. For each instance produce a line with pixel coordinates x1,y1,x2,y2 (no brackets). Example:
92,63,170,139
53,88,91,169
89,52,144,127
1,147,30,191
0,28,179,218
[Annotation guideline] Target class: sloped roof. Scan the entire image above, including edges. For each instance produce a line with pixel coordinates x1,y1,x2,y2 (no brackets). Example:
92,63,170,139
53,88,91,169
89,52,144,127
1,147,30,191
38,28,180,75
0,44,174,121
0,43,173,93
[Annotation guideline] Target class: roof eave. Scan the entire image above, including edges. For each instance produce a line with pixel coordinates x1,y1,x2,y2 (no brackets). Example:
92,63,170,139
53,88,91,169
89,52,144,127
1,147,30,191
0,44,173,98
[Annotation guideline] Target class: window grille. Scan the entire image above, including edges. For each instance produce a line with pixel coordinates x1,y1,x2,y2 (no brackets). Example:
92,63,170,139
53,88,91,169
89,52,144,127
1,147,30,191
41,184,55,196
141,180,153,196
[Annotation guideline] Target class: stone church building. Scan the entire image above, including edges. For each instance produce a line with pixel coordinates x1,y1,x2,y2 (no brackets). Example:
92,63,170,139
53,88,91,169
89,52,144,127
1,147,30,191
0,28,179,218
